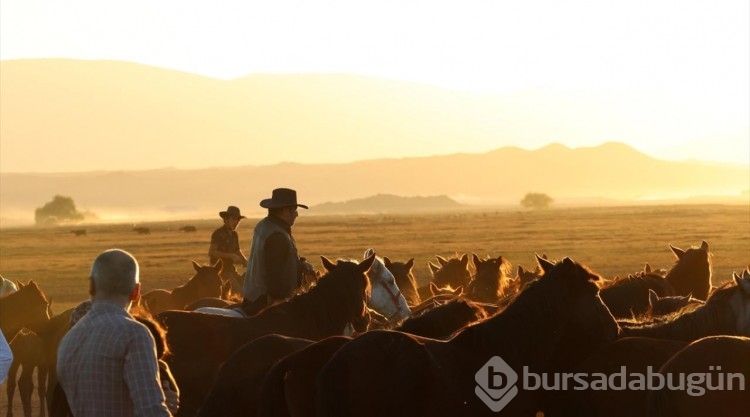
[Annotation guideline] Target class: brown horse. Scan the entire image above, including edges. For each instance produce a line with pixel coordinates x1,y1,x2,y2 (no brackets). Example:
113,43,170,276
384,257,421,307
139,260,223,315
156,254,375,416
620,270,750,340
541,336,690,417
256,297,493,417
6,330,47,417
645,289,704,319
665,240,712,301
600,273,677,318
0,280,50,342
544,269,750,417
465,254,512,303
315,256,620,417
199,297,490,417
416,254,471,301
600,241,712,319
646,335,750,417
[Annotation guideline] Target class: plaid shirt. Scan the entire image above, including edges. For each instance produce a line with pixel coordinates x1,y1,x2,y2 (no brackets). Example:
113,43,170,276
57,302,171,417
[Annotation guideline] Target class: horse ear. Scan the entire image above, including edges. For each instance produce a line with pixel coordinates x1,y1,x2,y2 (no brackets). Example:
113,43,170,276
321,256,337,272
517,265,525,275
430,281,439,296
429,262,440,275
436,255,448,266
734,272,750,295
648,289,659,306
213,259,224,272
536,254,554,274
472,253,482,267
383,257,392,268
364,248,376,259
192,261,201,272
460,254,469,267
358,253,376,273
700,240,709,251
644,263,652,273
405,258,414,270
561,257,575,267
669,244,685,259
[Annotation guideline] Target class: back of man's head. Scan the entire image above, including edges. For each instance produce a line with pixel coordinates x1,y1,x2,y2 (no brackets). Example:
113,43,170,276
90,249,139,298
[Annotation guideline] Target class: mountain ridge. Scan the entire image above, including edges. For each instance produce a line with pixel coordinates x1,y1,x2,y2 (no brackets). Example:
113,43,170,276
1,142,747,226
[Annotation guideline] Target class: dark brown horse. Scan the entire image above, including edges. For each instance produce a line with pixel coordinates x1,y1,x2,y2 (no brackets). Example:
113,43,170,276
315,256,620,417
199,297,490,417
465,254,512,303
620,271,750,340
156,254,375,416
665,240,712,301
0,280,50,342
139,260,223,315
645,289,704,319
258,297,493,417
416,254,471,301
600,241,712,318
544,269,750,417
384,257,421,307
600,273,677,318
6,330,47,417
646,335,750,417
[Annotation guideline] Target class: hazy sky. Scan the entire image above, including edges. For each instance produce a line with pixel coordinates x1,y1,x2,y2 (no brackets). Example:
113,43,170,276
1,0,748,165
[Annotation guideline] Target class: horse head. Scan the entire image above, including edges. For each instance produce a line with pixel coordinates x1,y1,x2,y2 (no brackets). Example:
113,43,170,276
534,255,620,370
383,256,420,307
429,253,471,289
466,253,512,303
319,254,376,331
363,249,411,324
666,240,712,300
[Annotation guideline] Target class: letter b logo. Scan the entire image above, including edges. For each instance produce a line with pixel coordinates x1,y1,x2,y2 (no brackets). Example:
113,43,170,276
475,356,519,412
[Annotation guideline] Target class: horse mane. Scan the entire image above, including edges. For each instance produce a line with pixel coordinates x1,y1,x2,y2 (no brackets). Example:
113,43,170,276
451,263,585,362
396,297,488,340
620,281,738,340
267,259,371,332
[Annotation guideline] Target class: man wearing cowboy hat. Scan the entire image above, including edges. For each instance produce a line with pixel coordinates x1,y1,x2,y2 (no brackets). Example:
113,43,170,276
209,205,248,294
242,188,313,315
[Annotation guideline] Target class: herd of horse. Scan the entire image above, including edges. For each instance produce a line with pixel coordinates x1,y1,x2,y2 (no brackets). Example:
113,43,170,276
1,240,748,417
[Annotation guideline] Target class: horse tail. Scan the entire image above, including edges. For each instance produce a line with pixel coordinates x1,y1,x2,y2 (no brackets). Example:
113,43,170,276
256,358,293,417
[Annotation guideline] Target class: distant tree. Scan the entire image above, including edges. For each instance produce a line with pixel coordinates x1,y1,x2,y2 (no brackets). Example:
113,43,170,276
35,195,85,225
520,192,554,210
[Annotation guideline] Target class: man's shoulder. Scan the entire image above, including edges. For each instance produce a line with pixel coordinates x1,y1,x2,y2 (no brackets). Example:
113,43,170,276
211,225,229,239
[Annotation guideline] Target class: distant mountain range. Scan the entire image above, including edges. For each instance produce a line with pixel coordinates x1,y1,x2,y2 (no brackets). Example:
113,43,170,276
2,59,746,174
1,142,747,226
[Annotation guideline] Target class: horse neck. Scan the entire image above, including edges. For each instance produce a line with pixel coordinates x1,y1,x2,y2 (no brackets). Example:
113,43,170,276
451,284,567,369
621,293,735,340
279,278,364,338
0,290,45,336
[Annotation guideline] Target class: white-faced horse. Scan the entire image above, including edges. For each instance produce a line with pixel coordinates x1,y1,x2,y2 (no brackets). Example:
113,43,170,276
195,248,412,327
1,274,19,296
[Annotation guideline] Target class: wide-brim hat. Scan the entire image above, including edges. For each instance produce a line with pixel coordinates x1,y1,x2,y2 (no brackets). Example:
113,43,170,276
260,188,309,209
220,205,246,219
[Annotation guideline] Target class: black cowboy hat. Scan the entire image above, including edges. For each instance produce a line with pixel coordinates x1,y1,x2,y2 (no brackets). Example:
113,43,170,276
259,188,309,209
219,206,246,219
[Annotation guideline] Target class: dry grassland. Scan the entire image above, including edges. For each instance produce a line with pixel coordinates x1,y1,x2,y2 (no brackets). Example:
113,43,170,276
1,204,748,315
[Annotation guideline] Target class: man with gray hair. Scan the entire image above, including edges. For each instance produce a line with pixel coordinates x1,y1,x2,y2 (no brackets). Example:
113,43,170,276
57,249,173,416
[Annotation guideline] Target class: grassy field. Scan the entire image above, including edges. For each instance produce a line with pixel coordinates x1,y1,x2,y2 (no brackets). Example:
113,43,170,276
1,203,748,315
